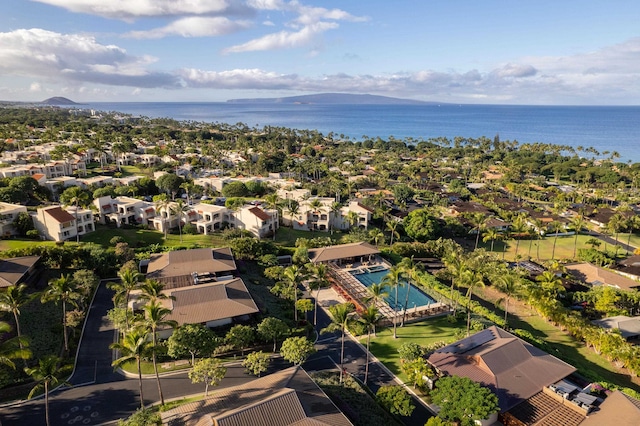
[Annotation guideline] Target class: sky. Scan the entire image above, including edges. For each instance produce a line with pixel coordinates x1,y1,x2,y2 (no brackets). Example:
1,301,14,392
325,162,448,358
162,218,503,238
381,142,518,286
1,0,639,105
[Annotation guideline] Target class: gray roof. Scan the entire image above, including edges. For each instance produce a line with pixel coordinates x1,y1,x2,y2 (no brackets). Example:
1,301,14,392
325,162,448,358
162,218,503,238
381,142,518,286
161,366,352,426
581,390,640,426
0,256,40,288
428,326,576,412
592,315,640,339
308,242,379,263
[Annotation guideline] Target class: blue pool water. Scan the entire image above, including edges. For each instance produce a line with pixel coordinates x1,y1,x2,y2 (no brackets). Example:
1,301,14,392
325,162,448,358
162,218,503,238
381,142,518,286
351,269,436,311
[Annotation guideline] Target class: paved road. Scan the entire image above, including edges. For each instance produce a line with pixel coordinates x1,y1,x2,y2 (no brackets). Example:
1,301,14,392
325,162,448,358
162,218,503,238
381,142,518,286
304,289,433,426
587,230,636,253
0,281,279,426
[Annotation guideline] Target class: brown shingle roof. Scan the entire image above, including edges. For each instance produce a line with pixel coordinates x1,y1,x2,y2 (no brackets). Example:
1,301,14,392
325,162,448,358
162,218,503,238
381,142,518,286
505,391,585,426
44,206,75,223
147,248,237,282
161,366,352,426
580,390,640,426
162,278,259,326
308,242,380,263
249,206,270,221
428,326,576,412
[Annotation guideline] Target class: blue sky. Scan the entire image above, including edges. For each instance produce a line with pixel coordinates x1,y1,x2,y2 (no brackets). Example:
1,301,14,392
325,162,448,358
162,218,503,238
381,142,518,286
1,0,639,104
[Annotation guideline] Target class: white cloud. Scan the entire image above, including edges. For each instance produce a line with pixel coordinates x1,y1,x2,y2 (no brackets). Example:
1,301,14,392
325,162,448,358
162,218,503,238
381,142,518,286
31,0,232,20
0,29,180,88
126,17,251,39
223,21,337,53
29,82,42,92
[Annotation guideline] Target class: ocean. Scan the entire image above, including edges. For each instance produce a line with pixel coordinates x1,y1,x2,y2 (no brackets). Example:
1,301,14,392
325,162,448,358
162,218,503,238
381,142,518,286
88,102,640,163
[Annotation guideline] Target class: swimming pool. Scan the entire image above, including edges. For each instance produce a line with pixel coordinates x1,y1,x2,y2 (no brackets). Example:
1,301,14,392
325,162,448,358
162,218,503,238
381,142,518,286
350,268,437,311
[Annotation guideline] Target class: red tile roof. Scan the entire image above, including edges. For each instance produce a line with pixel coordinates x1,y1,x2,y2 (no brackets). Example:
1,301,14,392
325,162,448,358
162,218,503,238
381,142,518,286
44,206,75,223
249,206,271,221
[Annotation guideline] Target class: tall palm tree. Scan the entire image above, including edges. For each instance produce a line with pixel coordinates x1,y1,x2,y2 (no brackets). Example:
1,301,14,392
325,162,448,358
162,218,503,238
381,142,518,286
0,284,35,367
607,214,625,256
41,274,80,353
510,214,527,259
282,265,307,322
494,270,522,328
284,200,300,228
321,303,354,383
463,271,485,336
171,199,191,243
386,220,400,246
346,210,360,230
307,264,329,326
26,355,70,426
329,201,342,234
467,212,487,250
143,301,177,406
482,227,499,252
549,221,564,260
359,305,381,385
570,215,586,259
108,268,142,330
381,265,404,338
399,257,423,326
153,194,171,239
110,327,151,408
365,283,388,310
138,279,172,304
0,321,31,369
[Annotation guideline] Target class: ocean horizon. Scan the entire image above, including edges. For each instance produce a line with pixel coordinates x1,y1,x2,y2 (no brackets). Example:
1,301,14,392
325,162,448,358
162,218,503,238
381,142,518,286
86,102,640,163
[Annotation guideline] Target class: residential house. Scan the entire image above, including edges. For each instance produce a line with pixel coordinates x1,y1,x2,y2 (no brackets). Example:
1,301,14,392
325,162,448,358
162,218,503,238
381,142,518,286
93,195,156,228
64,206,95,236
335,200,373,230
428,326,579,424
233,205,278,238
0,202,28,237
565,263,640,292
161,366,353,426
192,202,227,235
580,390,640,426
283,197,371,232
32,206,77,241
592,316,640,340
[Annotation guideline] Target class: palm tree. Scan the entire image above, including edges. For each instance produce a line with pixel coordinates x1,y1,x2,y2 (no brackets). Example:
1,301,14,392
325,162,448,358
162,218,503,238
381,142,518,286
381,265,404,338
143,301,177,406
346,211,360,230
153,194,170,239
0,284,35,367
110,327,151,408
307,264,329,326
365,283,388,310
494,270,522,328
171,199,191,243
138,279,171,304
41,274,80,353
359,305,381,385
463,271,485,336
371,229,385,248
510,215,527,259
607,214,625,256
570,215,586,259
386,220,400,245
329,201,342,234
282,265,307,322
284,200,300,228
399,257,423,326
108,268,142,330
468,212,487,250
0,321,31,369
321,303,354,383
26,355,70,426
482,228,499,252
549,221,564,260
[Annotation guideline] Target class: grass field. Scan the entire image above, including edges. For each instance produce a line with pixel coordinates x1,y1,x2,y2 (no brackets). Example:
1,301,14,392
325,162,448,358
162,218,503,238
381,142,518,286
80,225,228,249
477,233,632,261
0,239,62,251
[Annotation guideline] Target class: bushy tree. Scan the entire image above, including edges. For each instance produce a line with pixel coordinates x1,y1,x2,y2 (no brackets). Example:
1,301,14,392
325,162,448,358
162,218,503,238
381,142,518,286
398,342,424,362
225,324,254,356
257,317,289,352
188,358,226,397
12,211,35,236
242,351,270,377
430,376,499,426
222,181,250,198
117,408,161,426
167,324,219,365
376,385,415,417
404,209,439,242
280,336,316,365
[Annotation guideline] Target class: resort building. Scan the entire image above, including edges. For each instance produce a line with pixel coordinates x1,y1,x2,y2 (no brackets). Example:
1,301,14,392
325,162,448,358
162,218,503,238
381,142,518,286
283,197,372,232
232,205,279,239
191,203,227,235
32,206,77,241
93,195,156,228
0,202,28,237
161,366,352,426
136,247,259,336
64,206,95,236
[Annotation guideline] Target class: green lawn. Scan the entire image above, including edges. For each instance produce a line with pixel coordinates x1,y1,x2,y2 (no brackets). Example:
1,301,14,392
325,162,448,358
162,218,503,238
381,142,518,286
0,239,63,251
80,225,227,249
366,316,464,382
478,233,631,261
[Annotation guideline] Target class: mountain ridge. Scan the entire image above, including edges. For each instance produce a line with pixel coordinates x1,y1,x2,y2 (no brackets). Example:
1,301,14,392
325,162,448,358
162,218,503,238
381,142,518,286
227,93,441,105
41,97,79,105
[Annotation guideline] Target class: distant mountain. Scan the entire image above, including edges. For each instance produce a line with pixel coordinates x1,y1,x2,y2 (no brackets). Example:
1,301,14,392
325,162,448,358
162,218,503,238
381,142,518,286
227,93,439,105
40,97,79,105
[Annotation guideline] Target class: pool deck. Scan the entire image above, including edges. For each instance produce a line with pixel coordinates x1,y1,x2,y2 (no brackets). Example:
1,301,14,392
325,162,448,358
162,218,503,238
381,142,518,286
326,259,451,323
